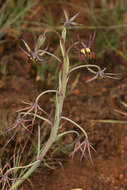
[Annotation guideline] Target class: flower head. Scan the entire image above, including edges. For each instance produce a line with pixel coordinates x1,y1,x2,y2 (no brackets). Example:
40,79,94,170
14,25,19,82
76,32,96,61
20,33,47,63
62,9,80,29
86,67,120,83
70,138,96,164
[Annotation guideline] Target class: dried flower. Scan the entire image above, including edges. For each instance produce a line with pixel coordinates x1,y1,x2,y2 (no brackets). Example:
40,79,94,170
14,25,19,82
62,9,80,29
0,164,22,190
86,67,120,82
70,138,96,164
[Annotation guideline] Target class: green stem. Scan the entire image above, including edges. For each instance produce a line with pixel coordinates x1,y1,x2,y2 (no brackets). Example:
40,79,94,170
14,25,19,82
61,116,88,138
69,64,101,74
10,27,68,190
9,161,40,190
35,89,57,103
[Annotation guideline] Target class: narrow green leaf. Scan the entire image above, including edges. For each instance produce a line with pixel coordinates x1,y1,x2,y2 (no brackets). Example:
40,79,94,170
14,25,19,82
37,125,41,158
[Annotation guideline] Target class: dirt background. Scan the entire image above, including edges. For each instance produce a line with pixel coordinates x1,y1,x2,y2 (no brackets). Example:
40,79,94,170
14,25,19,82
1,53,127,190
0,1,127,190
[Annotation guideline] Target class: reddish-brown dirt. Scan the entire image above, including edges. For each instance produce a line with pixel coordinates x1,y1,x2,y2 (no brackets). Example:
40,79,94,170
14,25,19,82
1,49,127,190
1,1,127,190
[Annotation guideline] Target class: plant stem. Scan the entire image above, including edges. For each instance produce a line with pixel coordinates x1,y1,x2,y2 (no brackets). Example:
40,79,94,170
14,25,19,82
9,161,40,190
69,64,101,74
10,27,68,190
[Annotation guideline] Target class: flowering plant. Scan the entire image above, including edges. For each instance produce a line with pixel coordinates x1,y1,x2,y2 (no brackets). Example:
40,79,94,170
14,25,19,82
1,10,120,190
